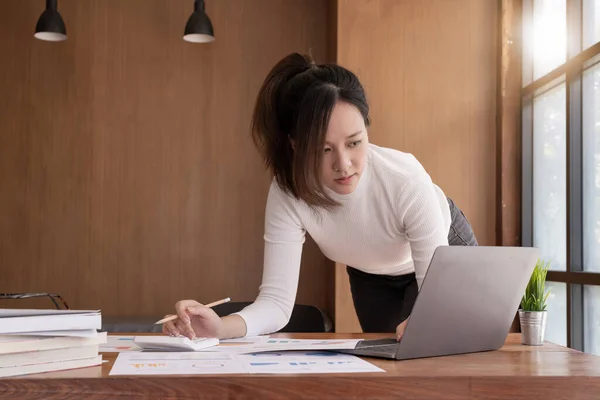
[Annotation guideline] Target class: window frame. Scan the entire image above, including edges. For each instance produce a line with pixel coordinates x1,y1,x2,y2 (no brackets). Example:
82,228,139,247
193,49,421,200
521,0,600,351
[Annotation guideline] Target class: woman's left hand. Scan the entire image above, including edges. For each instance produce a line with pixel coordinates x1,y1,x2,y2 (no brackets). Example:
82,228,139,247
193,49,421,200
396,318,409,341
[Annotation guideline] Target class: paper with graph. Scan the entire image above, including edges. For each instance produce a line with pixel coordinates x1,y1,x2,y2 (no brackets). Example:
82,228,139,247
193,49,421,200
100,336,142,353
107,336,381,375
100,335,271,353
109,350,383,375
109,351,247,375
231,338,362,354
237,350,384,374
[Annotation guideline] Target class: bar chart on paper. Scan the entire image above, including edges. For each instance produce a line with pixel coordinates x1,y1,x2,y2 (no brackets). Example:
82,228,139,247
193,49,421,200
109,352,247,375
109,350,383,375
238,351,384,374
235,338,361,354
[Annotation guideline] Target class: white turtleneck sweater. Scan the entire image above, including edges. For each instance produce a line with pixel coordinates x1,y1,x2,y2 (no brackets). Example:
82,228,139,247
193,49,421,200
234,143,451,336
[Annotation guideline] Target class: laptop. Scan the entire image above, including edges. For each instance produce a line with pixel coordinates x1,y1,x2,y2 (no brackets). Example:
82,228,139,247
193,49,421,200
339,245,539,360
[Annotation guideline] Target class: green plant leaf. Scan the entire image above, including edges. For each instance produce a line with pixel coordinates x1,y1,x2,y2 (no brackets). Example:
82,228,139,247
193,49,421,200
521,258,551,312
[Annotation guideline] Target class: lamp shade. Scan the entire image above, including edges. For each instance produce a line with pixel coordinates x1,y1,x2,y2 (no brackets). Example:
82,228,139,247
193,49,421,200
34,0,66,41
183,0,214,43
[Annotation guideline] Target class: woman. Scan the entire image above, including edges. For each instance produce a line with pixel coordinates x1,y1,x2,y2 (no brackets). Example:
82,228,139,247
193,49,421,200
162,52,478,341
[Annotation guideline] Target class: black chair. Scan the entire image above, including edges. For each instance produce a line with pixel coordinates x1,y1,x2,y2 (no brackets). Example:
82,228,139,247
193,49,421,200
102,302,332,333
211,302,332,333
0,293,333,334
101,316,164,333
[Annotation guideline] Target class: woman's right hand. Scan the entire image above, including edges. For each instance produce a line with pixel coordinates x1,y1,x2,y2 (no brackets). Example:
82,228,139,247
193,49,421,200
161,299,224,339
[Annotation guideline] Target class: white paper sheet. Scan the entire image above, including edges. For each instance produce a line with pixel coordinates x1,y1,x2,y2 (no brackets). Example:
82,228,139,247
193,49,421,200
99,335,141,352
202,335,271,352
109,351,247,375
220,336,268,343
101,335,361,355
100,335,272,353
109,350,383,375
233,338,362,354
238,351,385,374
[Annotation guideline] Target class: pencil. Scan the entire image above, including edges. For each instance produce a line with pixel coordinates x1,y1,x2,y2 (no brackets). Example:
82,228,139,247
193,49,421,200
154,297,231,324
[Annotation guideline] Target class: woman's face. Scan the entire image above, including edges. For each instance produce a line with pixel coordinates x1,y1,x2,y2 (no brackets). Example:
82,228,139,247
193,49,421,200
321,101,369,195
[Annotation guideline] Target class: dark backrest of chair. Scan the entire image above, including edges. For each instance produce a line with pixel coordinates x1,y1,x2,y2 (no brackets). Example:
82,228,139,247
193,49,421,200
101,316,164,333
212,302,332,333
101,303,332,334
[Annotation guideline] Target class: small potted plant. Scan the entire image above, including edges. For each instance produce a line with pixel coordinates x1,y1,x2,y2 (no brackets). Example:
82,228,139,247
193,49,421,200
518,259,551,345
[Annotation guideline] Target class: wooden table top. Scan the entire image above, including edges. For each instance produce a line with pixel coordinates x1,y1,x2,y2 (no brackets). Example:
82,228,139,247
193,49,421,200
3,332,600,400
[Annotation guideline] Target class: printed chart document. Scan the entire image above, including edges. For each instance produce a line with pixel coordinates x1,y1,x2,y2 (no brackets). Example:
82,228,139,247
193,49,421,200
109,351,247,375
100,336,142,353
238,350,384,374
100,335,273,353
203,336,272,352
106,335,383,376
232,338,362,354
109,350,383,375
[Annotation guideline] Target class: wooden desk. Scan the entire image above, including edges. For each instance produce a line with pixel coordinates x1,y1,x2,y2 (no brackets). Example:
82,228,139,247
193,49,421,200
3,333,600,399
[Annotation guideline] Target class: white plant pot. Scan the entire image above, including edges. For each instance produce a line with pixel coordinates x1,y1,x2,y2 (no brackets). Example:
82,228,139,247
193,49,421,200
518,310,547,346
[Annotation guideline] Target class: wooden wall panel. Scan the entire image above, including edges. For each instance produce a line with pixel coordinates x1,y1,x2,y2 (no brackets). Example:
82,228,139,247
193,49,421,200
497,0,523,247
0,0,334,318
334,0,499,332
498,0,524,334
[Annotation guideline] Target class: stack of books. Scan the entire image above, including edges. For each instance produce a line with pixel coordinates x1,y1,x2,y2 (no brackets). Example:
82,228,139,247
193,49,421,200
0,309,105,377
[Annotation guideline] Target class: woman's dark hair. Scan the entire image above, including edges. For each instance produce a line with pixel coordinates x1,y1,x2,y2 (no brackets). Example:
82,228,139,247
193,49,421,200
251,52,370,209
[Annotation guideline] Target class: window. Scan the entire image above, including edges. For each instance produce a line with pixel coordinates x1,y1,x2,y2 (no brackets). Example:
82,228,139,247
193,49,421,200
583,0,600,49
533,0,567,79
584,285,600,353
532,81,567,272
545,281,567,346
522,0,600,354
582,60,600,274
